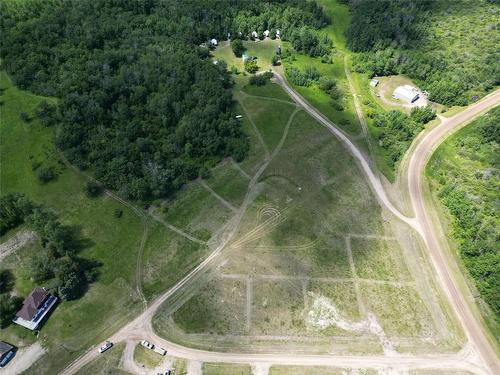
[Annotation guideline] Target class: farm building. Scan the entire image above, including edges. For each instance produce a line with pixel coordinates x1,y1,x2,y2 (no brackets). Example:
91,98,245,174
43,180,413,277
210,38,218,46
0,342,14,368
370,79,379,87
13,288,57,330
251,31,259,39
263,30,270,38
392,85,419,103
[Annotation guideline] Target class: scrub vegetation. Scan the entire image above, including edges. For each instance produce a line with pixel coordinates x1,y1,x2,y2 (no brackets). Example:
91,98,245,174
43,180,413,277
347,0,499,105
427,107,500,337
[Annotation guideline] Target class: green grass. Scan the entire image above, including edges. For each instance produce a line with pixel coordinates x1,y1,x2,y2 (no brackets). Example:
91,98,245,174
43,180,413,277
240,96,295,152
242,81,292,102
233,101,267,176
282,50,359,137
133,343,164,369
0,70,148,373
213,39,280,73
203,362,252,375
205,161,249,207
172,278,246,335
351,238,411,281
140,222,209,301
252,279,305,335
361,284,436,338
162,181,233,240
76,342,129,375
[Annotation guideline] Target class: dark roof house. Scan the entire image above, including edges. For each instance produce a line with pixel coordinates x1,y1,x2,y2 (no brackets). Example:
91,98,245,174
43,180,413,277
13,288,57,330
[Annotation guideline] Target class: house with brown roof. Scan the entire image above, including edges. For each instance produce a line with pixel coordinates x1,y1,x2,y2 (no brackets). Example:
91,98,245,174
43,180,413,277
13,287,57,330
0,342,14,368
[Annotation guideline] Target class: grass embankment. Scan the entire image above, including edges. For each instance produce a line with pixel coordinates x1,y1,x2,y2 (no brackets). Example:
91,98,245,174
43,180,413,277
203,362,252,375
426,108,500,339
75,343,128,375
133,344,164,369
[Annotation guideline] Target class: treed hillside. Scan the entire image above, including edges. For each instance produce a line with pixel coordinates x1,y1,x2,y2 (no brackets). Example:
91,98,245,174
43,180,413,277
345,0,499,106
428,107,500,334
0,0,326,201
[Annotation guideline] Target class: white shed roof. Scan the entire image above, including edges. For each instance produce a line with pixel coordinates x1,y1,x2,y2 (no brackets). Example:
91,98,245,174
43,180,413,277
393,85,419,103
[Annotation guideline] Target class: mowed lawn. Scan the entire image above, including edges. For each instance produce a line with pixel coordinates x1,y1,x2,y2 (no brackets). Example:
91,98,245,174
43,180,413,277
0,70,145,373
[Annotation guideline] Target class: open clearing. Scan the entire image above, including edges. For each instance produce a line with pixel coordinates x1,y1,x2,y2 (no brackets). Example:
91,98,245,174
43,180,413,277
152,74,462,356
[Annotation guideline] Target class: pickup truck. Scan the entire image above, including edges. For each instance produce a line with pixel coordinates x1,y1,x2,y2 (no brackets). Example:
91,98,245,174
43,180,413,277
98,341,113,353
153,346,167,356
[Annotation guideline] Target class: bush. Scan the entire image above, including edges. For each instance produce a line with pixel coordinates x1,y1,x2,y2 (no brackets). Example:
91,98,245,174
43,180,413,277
244,58,259,73
35,100,58,127
36,167,55,183
114,209,123,218
231,39,245,57
410,106,436,124
0,294,22,328
318,77,336,92
249,71,274,86
272,54,280,66
19,111,30,122
287,66,320,87
85,180,103,197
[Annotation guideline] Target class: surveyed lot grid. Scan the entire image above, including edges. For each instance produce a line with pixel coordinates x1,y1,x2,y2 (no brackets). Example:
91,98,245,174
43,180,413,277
150,81,462,357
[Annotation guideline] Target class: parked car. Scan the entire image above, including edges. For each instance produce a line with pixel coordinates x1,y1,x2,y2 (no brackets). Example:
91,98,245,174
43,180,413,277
98,341,113,353
140,340,154,350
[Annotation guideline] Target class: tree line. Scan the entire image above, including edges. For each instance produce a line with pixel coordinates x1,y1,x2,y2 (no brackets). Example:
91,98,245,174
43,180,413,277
430,107,499,325
0,0,327,202
344,0,499,106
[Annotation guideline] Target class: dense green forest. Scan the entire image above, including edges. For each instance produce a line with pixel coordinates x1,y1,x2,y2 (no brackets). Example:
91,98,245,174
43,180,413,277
0,0,326,201
345,0,499,105
428,107,500,332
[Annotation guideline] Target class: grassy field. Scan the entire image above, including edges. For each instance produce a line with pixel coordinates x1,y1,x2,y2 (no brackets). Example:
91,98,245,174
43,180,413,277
140,222,209,300
351,237,411,282
0,70,147,373
172,278,247,335
212,39,280,73
203,362,252,375
240,96,296,152
205,161,249,207
133,343,164,369
153,78,455,354
75,343,129,375
242,80,293,102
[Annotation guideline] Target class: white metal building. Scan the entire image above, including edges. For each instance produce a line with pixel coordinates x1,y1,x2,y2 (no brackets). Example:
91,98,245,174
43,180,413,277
392,85,419,103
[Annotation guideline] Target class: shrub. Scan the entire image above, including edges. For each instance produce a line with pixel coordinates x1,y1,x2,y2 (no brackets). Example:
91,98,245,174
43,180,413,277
20,111,30,122
231,39,245,57
114,209,123,218
287,66,320,87
244,58,259,73
249,71,274,86
85,180,103,197
36,167,55,183
318,77,336,92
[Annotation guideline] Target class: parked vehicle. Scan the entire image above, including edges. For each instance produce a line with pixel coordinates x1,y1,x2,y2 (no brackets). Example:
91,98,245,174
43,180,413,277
98,341,113,353
154,346,166,356
140,340,154,350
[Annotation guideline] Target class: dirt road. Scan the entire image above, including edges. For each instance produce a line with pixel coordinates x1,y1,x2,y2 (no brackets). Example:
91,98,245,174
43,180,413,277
407,89,500,374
